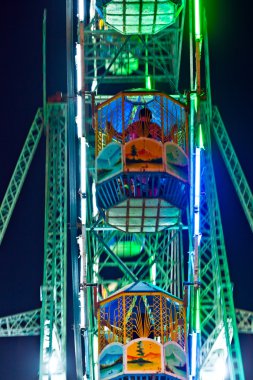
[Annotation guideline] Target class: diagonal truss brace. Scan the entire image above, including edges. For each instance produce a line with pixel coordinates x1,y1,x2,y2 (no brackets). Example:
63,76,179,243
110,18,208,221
0,309,41,337
200,319,233,376
212,106,253,232
92,229,138,282
0,108,44,245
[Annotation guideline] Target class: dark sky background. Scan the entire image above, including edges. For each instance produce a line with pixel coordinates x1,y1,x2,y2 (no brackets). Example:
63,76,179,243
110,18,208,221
0,0,252,379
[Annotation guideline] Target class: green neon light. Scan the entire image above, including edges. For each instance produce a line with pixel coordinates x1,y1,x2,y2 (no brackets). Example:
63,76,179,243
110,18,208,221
110,241,142,258
196,289,201,331
195,124,204,149
146,75,152,90
199,124,204,149
197,124,204,149
194,0,201,39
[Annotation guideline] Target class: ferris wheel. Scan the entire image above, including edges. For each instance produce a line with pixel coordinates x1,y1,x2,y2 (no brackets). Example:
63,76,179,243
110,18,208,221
0,1,252,380
71,0,252,379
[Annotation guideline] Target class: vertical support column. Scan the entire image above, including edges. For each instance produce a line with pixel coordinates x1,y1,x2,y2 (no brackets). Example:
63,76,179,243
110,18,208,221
188,0,203,378
43,10,47,127
66,0,86,378
76,1,95,379
39,103,68,380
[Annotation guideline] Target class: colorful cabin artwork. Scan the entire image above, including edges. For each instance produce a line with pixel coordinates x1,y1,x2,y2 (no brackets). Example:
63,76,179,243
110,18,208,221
95,89,189,232
98,281,187,379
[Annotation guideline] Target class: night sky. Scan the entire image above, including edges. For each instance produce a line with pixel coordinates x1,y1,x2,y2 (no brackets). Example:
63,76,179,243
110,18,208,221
0,1,252,379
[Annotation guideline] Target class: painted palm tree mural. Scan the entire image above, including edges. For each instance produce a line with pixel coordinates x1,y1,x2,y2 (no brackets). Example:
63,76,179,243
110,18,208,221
131,144,138,160
137,341,145,358
126,339,162,372
125,138,163,171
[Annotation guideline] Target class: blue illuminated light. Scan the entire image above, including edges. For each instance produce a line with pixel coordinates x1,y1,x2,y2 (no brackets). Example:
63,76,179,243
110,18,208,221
194,147,201,244
191,332,197,377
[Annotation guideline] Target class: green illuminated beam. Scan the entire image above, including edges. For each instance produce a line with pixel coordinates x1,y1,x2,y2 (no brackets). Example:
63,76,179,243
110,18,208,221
0,309,41,337
199,121,245,379
0,109,43,245
39,103,68,380
196,124,204,149
212,106,253,233
145,75,152,90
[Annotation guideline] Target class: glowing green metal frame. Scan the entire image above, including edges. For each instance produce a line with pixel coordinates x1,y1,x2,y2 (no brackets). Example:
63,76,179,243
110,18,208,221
39,103,68,380
0,109,43,245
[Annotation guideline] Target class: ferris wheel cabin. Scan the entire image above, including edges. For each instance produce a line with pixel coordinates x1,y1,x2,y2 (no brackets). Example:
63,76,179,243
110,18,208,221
98,281,187,379
95,90,189,232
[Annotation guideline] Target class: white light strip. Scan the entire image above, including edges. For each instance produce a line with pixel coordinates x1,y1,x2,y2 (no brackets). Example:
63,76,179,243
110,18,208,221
78,236,85,328
93,335,99,379
91,79,97,93
92,180,98,217
93,256,99,283
90,0,96,21
76,96,82,138
151,263,156,285
75,44,83,138
191,332,197,377
80,137,87,221
76,44,82,92
80,137,87,193
78,236,84,279
81,199,86,225
79,293,85,327
76,0,87,338
78,0,84,21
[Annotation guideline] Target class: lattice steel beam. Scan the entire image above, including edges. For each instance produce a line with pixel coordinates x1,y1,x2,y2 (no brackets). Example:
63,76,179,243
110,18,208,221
236,309,253,334
0,309,40,337
200,320,233,377
199,118,245,380
39,103,68,380
212,106,253,232
89,224,185,299
0,108,43,245
84,13,185,92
